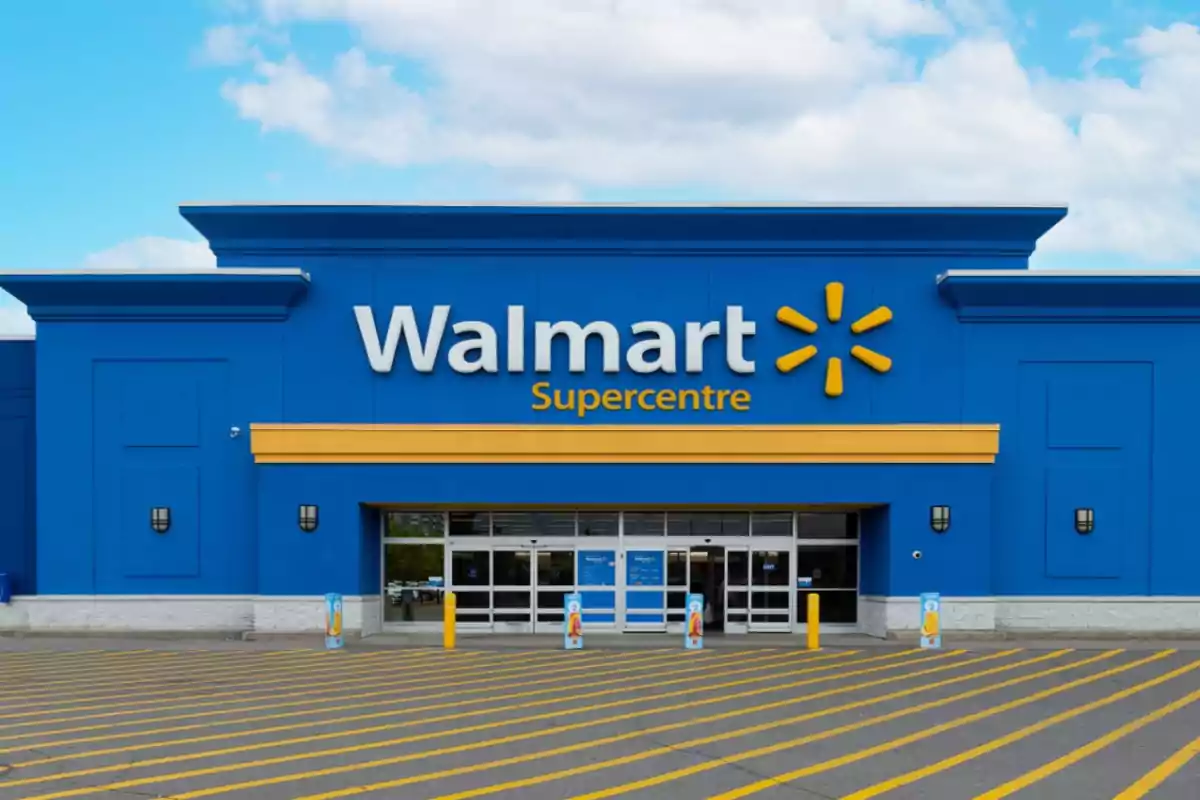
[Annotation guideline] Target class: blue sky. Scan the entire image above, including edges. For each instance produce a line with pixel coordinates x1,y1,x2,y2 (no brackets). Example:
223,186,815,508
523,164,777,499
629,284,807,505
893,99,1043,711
1,0,1198,332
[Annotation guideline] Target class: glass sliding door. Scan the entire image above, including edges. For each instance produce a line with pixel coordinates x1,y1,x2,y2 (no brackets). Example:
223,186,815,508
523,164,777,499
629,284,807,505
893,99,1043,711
725,546,749,634
578,549,617,628
624,549,667,631
492,548,533,632
750,548,792,632
534,549,576,632
449,548,492,629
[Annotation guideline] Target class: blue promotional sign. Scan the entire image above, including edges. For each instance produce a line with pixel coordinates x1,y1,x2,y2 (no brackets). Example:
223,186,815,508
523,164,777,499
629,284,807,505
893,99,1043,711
579,551,616,586
324,592,345,650
627,551,664,587
564,593,583,650
797,576,813,588
919,592,941,649
685,593,704,650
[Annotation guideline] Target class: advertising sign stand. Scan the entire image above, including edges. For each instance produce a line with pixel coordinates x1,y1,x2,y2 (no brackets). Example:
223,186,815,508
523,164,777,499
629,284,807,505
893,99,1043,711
324,592,344,650
685,593,704,650
919,592,942,649
564,593,583,650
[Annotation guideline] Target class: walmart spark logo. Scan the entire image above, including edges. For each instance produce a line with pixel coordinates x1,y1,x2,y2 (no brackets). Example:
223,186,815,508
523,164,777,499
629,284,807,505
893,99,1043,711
774,282,893,397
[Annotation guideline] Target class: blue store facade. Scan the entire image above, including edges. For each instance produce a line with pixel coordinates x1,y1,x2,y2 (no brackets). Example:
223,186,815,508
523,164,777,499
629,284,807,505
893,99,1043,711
1,203,1197,637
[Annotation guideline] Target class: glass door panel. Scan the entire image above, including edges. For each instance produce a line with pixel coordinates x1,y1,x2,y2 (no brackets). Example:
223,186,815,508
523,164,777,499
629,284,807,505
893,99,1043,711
449,549,491,627
750,549,791,632
725,547,749,634
666,549,690,628
624,550,667,631
578,550,617,626
492,548,533,630
534,549,576,632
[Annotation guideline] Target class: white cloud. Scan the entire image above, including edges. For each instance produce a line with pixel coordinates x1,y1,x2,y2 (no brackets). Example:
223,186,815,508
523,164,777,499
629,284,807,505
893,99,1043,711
209,3,1200,262
0,300,34,337
82,237,217,271
200,24,263,65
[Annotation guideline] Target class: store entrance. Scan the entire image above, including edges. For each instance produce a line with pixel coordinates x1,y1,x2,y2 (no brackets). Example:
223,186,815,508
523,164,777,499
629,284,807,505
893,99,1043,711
688,546,725,633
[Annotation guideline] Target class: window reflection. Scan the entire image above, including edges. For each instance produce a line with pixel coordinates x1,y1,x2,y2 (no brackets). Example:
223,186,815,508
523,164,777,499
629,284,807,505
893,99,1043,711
578,512,619,536
449,511,490,536
667,512,749,537
451,551,489,586
624,512,665,536
385,512,445,538
383,542,444,624
492,512,576,537
751,512,792,537
494,550,532,586
797,513,856,540
796,545,858,590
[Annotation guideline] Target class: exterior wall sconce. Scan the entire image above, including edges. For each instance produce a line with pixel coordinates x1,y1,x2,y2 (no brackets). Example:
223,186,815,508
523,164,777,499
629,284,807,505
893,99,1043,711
150,507,171,534
299,504,319,533
930,505,950,533
1075,508,1095,535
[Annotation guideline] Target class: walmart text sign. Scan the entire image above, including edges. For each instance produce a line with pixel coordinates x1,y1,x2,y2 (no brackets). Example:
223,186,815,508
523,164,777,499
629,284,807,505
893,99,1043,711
355,304,757,417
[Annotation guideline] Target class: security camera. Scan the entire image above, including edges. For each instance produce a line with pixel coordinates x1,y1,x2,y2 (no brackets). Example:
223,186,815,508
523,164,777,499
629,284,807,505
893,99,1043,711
912,550,923,560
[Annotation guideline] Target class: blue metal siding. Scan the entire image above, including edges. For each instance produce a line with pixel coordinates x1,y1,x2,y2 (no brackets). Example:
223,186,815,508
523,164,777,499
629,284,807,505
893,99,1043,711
0,340,35,595
5,205,1198,603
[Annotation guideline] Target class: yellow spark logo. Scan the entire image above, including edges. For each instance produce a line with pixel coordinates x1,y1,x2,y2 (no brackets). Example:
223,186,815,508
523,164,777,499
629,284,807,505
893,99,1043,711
775,282,893,397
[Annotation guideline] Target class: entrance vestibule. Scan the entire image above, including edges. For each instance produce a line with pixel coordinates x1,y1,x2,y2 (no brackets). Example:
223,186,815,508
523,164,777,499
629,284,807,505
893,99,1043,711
381,509,862,634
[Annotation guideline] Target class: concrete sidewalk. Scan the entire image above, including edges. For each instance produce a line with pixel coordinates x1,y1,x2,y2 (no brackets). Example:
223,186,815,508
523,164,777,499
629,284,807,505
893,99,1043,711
5,630,1200,652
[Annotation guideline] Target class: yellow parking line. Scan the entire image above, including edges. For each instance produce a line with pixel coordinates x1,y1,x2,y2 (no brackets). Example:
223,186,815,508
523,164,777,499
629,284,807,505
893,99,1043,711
10,649,979,800
1112,733,1200,799
0,649,768,755
695,650,1177,800
0,647,482,703
0,649,852,788
0,649,388,686
0,649,689,743
150,650,1023,800
0,648,433,701
1,649,825,767
0,649,160,677
271,649,1046,800
408,650,1095,800
970,676,1200,799
843,657,1200,798
0,649,626,723
0,648,548,708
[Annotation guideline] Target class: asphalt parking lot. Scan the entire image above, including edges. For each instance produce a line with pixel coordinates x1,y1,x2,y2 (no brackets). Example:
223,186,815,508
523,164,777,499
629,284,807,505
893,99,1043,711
0,645,1198,799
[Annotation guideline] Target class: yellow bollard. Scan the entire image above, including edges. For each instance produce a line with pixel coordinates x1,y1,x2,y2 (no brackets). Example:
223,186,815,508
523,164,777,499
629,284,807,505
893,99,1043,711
806,592,820,650
443,591,457,650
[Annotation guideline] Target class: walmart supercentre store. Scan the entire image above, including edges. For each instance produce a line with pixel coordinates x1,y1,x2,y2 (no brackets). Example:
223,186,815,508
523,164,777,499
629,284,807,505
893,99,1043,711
1,203,1198,639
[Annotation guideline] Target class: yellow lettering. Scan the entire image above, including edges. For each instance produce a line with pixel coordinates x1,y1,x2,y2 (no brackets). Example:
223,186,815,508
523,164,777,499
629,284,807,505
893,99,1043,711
531,382,751,416
578,389,602,418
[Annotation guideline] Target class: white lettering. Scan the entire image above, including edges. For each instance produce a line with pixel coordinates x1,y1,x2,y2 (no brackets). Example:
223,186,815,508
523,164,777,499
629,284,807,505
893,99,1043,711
725,305,756,374
534,320,621,373
447,321,498,373
354,305,448,373
685,320,721,373
356,304,761,375
507,305,525,372
627,321,677,374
